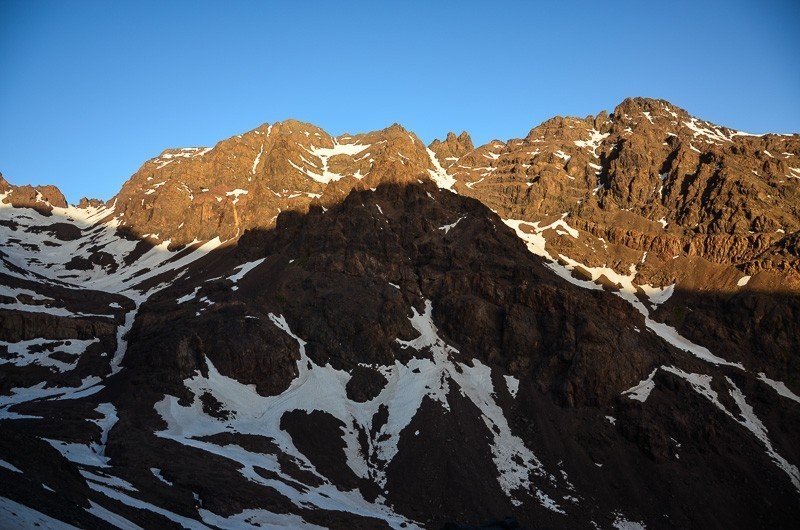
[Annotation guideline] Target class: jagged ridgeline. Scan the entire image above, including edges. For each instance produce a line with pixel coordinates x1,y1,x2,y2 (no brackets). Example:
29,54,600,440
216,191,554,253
1,97,799,529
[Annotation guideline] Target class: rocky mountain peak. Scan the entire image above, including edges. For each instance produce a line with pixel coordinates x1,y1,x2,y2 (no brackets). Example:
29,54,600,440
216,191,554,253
429,131,474,169
612,96,686,121
107,118,442,246
77,197,105,209
434,97,799,289
1,97,799,529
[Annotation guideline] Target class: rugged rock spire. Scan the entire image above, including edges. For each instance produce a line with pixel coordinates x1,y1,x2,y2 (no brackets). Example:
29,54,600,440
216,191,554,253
429,131,474,168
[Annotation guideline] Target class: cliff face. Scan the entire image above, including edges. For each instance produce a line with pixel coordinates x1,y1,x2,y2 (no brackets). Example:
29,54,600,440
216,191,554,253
1,98,799,529
110,120,441,246
435,97,800,288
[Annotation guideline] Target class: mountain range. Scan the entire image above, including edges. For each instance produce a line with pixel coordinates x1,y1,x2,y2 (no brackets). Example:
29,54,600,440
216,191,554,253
1,97,798,529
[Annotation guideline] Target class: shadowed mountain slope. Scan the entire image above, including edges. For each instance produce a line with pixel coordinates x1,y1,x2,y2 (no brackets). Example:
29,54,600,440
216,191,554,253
0,98,798,529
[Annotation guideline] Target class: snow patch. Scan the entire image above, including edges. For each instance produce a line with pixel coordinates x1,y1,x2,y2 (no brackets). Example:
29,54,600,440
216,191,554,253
301,141,371,184
200,508,326,529
87,482,211,529
438,216,465,234
757,373,800,405
623,369,658,402
0,460,22,473
0,496,80,529
87,501,144,530
504,375,519,398
505,218,742,369
639,283,675,306
150,468,174,486
228,258,266,283
683,118,731,144
225,189,249,204
612,513,647,530
153,316,418,528
252,144,264,175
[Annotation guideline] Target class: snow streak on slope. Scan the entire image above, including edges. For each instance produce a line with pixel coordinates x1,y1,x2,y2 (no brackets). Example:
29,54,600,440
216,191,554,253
0,496,80,530
624,363,800,493
758,373,800,404
427,148,457,190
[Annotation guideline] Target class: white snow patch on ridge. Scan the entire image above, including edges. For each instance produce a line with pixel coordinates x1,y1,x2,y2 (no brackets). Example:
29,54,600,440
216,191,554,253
574,129,609,157
639,283,675,306
225,189,248,204
152,147,212,168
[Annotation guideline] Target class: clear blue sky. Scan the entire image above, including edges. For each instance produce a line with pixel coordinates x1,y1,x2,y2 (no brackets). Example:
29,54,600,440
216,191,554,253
1,0,798,203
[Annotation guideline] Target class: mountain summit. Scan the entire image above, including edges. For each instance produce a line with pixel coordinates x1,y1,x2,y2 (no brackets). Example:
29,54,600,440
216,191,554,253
1,98,799,529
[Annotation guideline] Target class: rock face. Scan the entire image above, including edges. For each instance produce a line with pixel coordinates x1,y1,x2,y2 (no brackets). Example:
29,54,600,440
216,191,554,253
111,120,441,246
0,98,799,529
441,97,800,287
0,173,68,216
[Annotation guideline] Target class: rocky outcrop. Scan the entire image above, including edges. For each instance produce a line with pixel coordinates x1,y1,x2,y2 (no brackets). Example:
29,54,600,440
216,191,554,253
77,197,104,209
0,174,68,216
429,131,474,168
